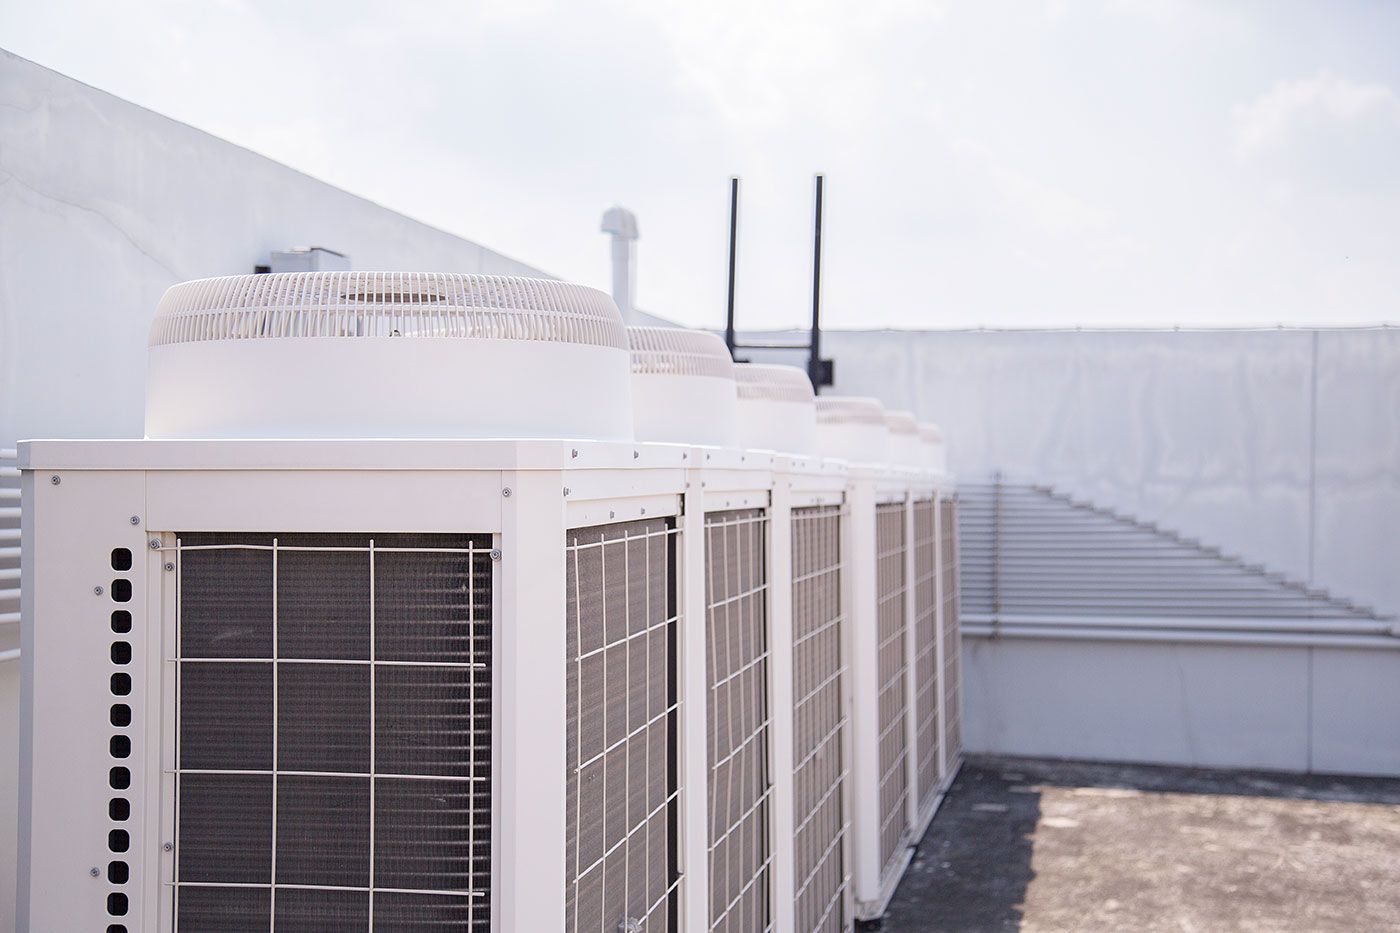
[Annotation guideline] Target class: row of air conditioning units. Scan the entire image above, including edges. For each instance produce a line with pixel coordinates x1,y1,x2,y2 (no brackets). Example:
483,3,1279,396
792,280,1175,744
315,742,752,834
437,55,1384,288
17,272,960,932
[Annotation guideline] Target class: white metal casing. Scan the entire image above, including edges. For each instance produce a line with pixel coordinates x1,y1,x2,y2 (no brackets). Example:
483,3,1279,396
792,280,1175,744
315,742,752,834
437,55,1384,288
17,437,961,931
627,327,739,448
917,422,946,474
885,411,920,468
815,397,890,465
732,364,818,457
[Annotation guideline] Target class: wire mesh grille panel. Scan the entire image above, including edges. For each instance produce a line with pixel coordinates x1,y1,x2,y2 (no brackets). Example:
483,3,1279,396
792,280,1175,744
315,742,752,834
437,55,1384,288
911,499,941,810
940,500,962,761
172,532,492,931
790,506,848,933
565,519,680,933
874,502,910,873
705,510,773,932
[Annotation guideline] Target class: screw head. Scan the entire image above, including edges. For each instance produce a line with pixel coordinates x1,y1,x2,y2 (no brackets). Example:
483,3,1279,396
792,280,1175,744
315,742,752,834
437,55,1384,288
164,561,175,572
49,475,60,486
563,487,571,497
164,841,174,852
501,487,512,497
89,866,99,877
633,450,640,460
149,539,161,550
129,515,140,526
489,548,502,562
93,586,104,596
571,449,579,459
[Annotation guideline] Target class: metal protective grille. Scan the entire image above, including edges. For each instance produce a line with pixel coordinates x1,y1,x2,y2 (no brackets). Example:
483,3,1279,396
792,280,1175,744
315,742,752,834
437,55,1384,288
911,500,940,809
790,505,848,933
940,500,962,760
172,532,492,931
874,502,910,873
565,519,680,933
705,510,772,932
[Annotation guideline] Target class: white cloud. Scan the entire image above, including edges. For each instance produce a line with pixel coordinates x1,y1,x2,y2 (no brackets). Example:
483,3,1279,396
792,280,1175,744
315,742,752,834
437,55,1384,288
1234,71,1400,160
2,0,1400,327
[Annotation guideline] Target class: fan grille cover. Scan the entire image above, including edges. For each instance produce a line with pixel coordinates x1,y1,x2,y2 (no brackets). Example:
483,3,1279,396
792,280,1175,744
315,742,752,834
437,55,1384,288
705,510,773,931
790,505,849,932
874,504,910,873
171,532,492,930
565,519,681,933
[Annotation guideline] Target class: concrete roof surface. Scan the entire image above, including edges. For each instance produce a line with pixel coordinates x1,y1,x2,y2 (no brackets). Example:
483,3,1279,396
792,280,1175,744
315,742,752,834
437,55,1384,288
879,756,1400,932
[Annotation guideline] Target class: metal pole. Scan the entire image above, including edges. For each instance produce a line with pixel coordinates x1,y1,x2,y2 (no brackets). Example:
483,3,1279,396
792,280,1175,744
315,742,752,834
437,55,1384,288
724,176,739,357
809,173,824,392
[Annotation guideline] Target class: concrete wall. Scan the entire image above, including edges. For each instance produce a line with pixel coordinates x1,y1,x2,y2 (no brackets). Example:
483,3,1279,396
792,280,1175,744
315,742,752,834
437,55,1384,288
746,327,1400,775
0,49,551,449
746,327,1400,619
963,635,1400,777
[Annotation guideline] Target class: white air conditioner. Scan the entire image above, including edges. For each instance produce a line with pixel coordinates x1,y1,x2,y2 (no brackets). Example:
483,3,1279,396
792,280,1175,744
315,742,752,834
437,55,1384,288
814,398,961,922
18,273,958,932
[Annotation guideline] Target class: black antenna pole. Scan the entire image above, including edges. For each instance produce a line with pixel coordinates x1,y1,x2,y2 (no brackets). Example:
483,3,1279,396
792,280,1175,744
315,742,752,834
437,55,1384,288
808,173,824,392
724,177,740,357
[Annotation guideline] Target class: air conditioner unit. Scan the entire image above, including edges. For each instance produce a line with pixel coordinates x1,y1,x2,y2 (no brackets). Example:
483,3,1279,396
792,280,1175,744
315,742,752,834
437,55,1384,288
18,273,696,932
731,363,858,931
815,398,961,922
18,272,958,932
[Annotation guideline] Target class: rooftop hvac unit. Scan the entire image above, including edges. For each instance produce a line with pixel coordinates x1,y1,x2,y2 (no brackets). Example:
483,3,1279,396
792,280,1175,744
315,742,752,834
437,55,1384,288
627,327,738,447
841,455,958,921
18,270,958,931
18,273,703,932
732,364,817,457
814,397,888,465
883,412,920,467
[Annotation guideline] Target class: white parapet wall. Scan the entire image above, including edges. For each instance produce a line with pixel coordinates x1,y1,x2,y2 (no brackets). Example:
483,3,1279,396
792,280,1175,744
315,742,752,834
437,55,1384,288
962,631,1400,777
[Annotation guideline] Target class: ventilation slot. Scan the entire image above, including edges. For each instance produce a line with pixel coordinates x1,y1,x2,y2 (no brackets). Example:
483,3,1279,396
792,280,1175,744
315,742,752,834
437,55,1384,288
874,503,910,873
172,532,492,931
940,500,962,762
109,543,134,922
705,509,772,932
791,505,848,933
0,449,17,634
565,519,681,933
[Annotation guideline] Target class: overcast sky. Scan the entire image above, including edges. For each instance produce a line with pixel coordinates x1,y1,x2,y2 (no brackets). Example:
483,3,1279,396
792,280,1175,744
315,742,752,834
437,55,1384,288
4,0,1399,330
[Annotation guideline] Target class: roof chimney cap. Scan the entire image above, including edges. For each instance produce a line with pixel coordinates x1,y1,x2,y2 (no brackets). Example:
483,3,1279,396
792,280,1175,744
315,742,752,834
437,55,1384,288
601,205,639,240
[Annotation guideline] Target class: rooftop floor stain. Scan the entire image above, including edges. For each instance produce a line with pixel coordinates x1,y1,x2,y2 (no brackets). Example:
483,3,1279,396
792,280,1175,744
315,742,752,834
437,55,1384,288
872,755,1400,932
